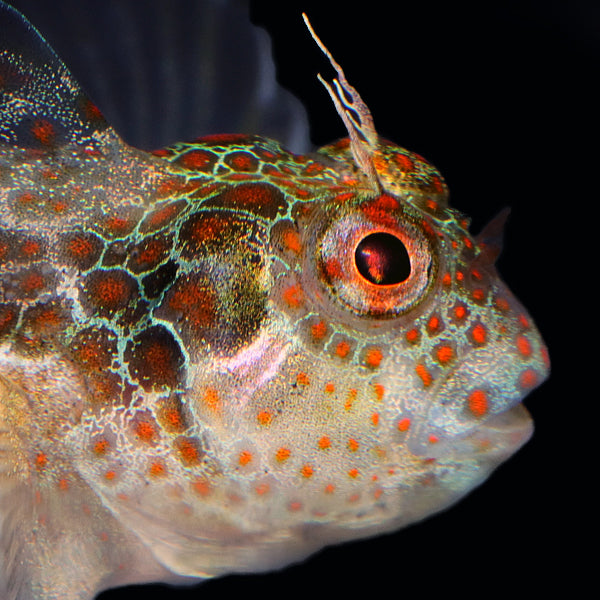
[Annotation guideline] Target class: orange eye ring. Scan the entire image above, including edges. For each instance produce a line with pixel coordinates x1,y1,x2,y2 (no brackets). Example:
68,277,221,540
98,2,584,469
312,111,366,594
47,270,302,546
313,199,437,319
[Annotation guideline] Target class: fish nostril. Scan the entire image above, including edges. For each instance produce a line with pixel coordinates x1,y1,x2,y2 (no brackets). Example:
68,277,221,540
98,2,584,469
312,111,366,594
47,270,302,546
355,232,411,285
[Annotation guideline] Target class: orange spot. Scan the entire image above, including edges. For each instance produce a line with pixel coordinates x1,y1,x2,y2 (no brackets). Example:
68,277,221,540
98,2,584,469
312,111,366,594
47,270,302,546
203,387,221,413
495,297,510,311
192,479,211,496
453,304,467,320
255,483,270,495
311,320,327,340
289,501,302,512
324,483,336,494
397,418,411,432
31,119,55,145
456,270,464,282
318,436,331,449
301,464,314,478
296,372,310,386
427,315,440,334
374,488,384,500
519,314,531,329
516,334,532,357
344,388,358,410
324,382,335,393
428,435,439,444
283,284,304,308
135,421,155,442
365,348,383,368
471,323,487,345
177,439,201,465
257,411,272,426
471,268,482,280
283,229,302,254
36,452,47,468
348,468,359,479
238,450,253,466
442,272,452,286
472,288,485,302
406,328,420,344
149,462,166,477
58,478,69,491
336,341,351,358
21,240,41,257
104,470,116,481
416,364,432,387
519,369,538,389
371,412,380,426
436,344,454,364
93,439,109,455
276,447,291,462
468,389,488,417
374,383,385,400
347,438,359,452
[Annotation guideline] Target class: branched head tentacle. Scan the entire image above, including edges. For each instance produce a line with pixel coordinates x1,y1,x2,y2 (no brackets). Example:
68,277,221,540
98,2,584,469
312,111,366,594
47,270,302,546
303,13,381,191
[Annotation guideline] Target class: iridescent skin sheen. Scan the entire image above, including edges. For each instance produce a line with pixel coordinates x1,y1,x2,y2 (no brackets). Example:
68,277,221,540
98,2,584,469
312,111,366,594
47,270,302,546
0,3,549,600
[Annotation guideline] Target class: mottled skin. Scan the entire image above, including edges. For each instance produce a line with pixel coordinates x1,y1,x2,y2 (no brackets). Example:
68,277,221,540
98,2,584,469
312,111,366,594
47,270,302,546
0,3,549,600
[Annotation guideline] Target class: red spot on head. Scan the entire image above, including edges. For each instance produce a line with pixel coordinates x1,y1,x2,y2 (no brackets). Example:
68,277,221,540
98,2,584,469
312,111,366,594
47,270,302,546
31,119,55,145
224,151,259,172
516,334,532,357
416,364,432,387
470,322,487,345
406,328,420,344
519,369,538,389
365,347,383,368
392,152,414,172
360,194,400,228
174,436,204,465
283,284,304,308
468,389,488,417
177,149,218,172
397,417,411,432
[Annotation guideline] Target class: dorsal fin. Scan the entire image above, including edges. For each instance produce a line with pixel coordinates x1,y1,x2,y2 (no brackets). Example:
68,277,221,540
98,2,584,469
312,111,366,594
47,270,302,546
0,1,117,152
303,13,381,190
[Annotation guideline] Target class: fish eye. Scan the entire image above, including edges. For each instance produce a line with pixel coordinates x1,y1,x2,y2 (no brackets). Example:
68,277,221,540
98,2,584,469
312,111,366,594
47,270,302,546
355,232,410,285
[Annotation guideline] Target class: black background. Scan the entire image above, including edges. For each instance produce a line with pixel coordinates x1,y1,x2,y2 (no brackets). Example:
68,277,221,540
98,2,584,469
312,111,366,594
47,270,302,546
5,0,590,597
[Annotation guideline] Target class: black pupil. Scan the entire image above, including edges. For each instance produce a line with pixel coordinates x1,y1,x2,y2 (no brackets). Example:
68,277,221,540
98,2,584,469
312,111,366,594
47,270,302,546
355,233,411,285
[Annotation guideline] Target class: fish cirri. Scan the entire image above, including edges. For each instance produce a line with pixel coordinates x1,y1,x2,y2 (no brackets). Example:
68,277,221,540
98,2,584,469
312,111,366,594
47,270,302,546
0,2,549,599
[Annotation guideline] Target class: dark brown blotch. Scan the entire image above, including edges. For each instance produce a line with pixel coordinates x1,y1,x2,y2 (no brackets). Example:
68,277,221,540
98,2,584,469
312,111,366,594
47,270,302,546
82,269,139,317
125,325,185,391
69,326,118,372
127,233,173,274
142,260,179,299
60,230,104,271
0,302,20,339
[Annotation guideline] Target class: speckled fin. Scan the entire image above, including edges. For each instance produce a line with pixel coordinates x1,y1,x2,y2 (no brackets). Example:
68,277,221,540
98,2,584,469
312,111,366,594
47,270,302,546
302,13,380,189
0,1,118,152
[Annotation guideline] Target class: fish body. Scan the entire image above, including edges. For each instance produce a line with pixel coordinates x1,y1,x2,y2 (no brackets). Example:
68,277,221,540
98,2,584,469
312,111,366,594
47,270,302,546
0,2,549,599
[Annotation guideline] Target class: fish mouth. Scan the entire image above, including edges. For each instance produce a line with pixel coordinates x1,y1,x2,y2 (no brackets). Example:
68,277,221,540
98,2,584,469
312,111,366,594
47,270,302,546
475,403,533,456
452,403,534,462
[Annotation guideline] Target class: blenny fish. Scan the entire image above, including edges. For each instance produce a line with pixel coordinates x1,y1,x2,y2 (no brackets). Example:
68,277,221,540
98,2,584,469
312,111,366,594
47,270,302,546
0,2,549,599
